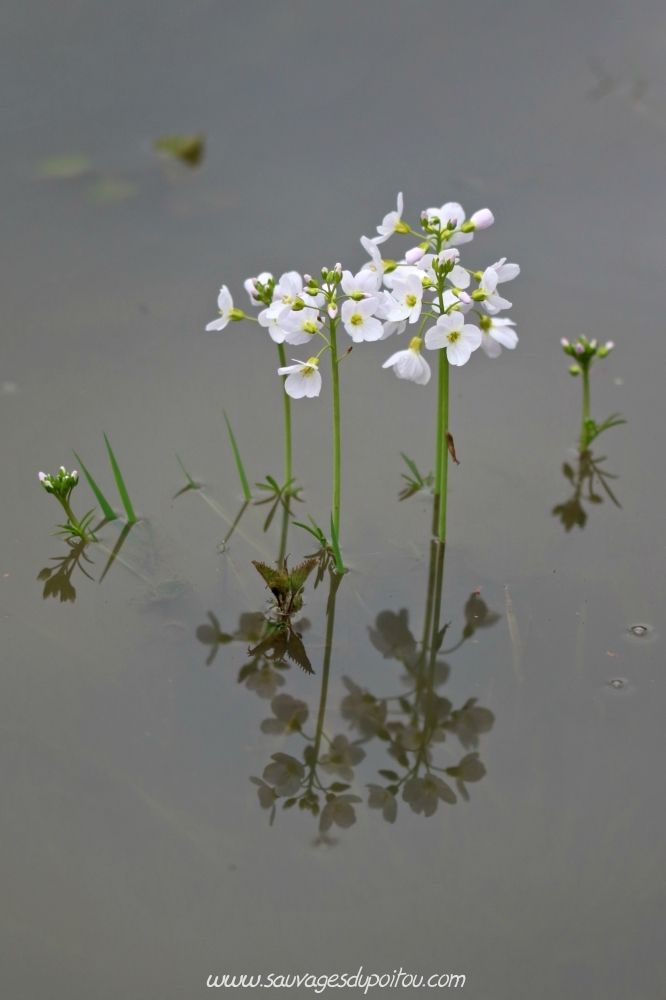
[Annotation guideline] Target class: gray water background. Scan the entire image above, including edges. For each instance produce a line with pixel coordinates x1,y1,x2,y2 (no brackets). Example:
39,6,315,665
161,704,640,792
1,0,666,996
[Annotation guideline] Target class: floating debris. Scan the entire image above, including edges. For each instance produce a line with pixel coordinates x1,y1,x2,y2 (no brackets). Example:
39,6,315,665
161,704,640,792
153,133,205,168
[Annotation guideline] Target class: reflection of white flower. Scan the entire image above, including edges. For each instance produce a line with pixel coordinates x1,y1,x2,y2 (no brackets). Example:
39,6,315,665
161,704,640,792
479,316,518,358
341,268,381,297
262,753,305,797
367,784,398,823
319,794,362,832
382,336,431,384
260,693,309,734
477,267,512,315
320,735,366,782
424,313,482,367
341,298,383,342
281,307,322,346
402,775,456,816
243,271,273,305
278,357,322,398
206,285,235,331
385,273,423,324
372,191,406,244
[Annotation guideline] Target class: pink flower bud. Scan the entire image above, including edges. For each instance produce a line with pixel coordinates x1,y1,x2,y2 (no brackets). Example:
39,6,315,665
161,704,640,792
458,291,472,303
560,338,569,347
405,247,425,264
334,263,342,273
328,304,338,319
38,472,47,482
605,341,614,350
304,274,312,283
470,208,494,230
574,343,584,355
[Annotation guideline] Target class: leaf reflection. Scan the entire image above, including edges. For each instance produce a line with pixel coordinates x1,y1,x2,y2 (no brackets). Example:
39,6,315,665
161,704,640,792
552,449,620,531
37,537,95,602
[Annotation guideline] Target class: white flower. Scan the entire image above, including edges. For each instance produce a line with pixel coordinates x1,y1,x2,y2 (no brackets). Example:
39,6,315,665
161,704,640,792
477,267,512,315
424,313,482,366
385,273,424,324
265,272,303,318
479,316,518,358
382,336,431,384
280,307,323,346
446,264,471,289
243,271,273,306
341,268,381,297
341,297,383,342
431,289,473,316
206,285,235,331
470,208,494,230
424,202,474,247
373,291,406,339
360,235,387,284
373,192,407,244
490,257,520,282
258,305,291,343
382,264,425,291
277,358,322,398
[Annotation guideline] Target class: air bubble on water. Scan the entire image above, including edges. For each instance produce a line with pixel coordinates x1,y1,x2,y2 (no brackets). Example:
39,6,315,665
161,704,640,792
217,541,227,553
609,678,625,689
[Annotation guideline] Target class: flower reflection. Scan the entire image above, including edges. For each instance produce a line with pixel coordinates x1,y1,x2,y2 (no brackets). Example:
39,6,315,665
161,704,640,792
37,537,95,602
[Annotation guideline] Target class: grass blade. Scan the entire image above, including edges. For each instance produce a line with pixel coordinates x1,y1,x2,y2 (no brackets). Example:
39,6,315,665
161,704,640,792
73,451,116,521
223,411,251,502
104,434,136,522
330,513,345,575
176,453,199,489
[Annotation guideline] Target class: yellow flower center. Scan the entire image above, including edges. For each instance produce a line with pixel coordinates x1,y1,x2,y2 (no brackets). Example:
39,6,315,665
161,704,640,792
301,357,318,376
350,313,363,326
408,336,423,352
302,321,318,334
447,331,460,343
405,294,417,308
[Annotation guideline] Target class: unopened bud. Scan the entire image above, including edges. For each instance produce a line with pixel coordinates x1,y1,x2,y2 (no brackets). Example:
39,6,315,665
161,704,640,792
605,341,614,350
574,343,584,355
405,247,425,264
470,208,494,230
458,291,471,304
590,338,598,349
327,304,338,318
291,298,305,312
334,262,342,273
304,274,312,283
569,365,581,376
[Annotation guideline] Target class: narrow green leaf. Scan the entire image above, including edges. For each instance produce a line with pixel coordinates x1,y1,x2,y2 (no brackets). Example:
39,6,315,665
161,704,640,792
293,521,324,543
176,453,198,488
104,434,137,522
73,451,116,521
330,514,345,575
223,411,251,501
400,452,423,486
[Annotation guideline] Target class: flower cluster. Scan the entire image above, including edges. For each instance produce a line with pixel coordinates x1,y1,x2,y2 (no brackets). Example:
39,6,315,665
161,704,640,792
38,467,79,499
561,335,614,376
205,193,520,397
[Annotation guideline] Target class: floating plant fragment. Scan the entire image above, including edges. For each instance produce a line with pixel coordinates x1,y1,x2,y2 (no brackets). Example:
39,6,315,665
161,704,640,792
153,133,205,167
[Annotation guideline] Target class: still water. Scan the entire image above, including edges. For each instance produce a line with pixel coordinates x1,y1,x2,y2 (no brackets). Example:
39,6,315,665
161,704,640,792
2,0,666,996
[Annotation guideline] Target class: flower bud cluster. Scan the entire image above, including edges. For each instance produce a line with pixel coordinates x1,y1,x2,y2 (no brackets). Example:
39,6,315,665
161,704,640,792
561,336,614,375
38,467,79,499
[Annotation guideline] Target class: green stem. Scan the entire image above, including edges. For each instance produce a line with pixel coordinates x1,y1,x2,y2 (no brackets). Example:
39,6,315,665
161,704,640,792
329,319,341,540
58,497,83,534
437,354,450,544
277,498,290,565
581,363,591,449
277,343,292,488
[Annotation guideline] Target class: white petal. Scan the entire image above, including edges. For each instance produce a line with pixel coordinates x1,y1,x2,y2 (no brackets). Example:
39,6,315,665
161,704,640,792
480,334,502,358
382,350,406,369
303,370,322,397
217,285,233,311
284,372,308,398
462,325,483,351
490,323,518,349
448,265,470,289
424,326,448,351
360,316,384,341
206,317,229,331
494,261,520,282
447,340,473,366
278,363,303,376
